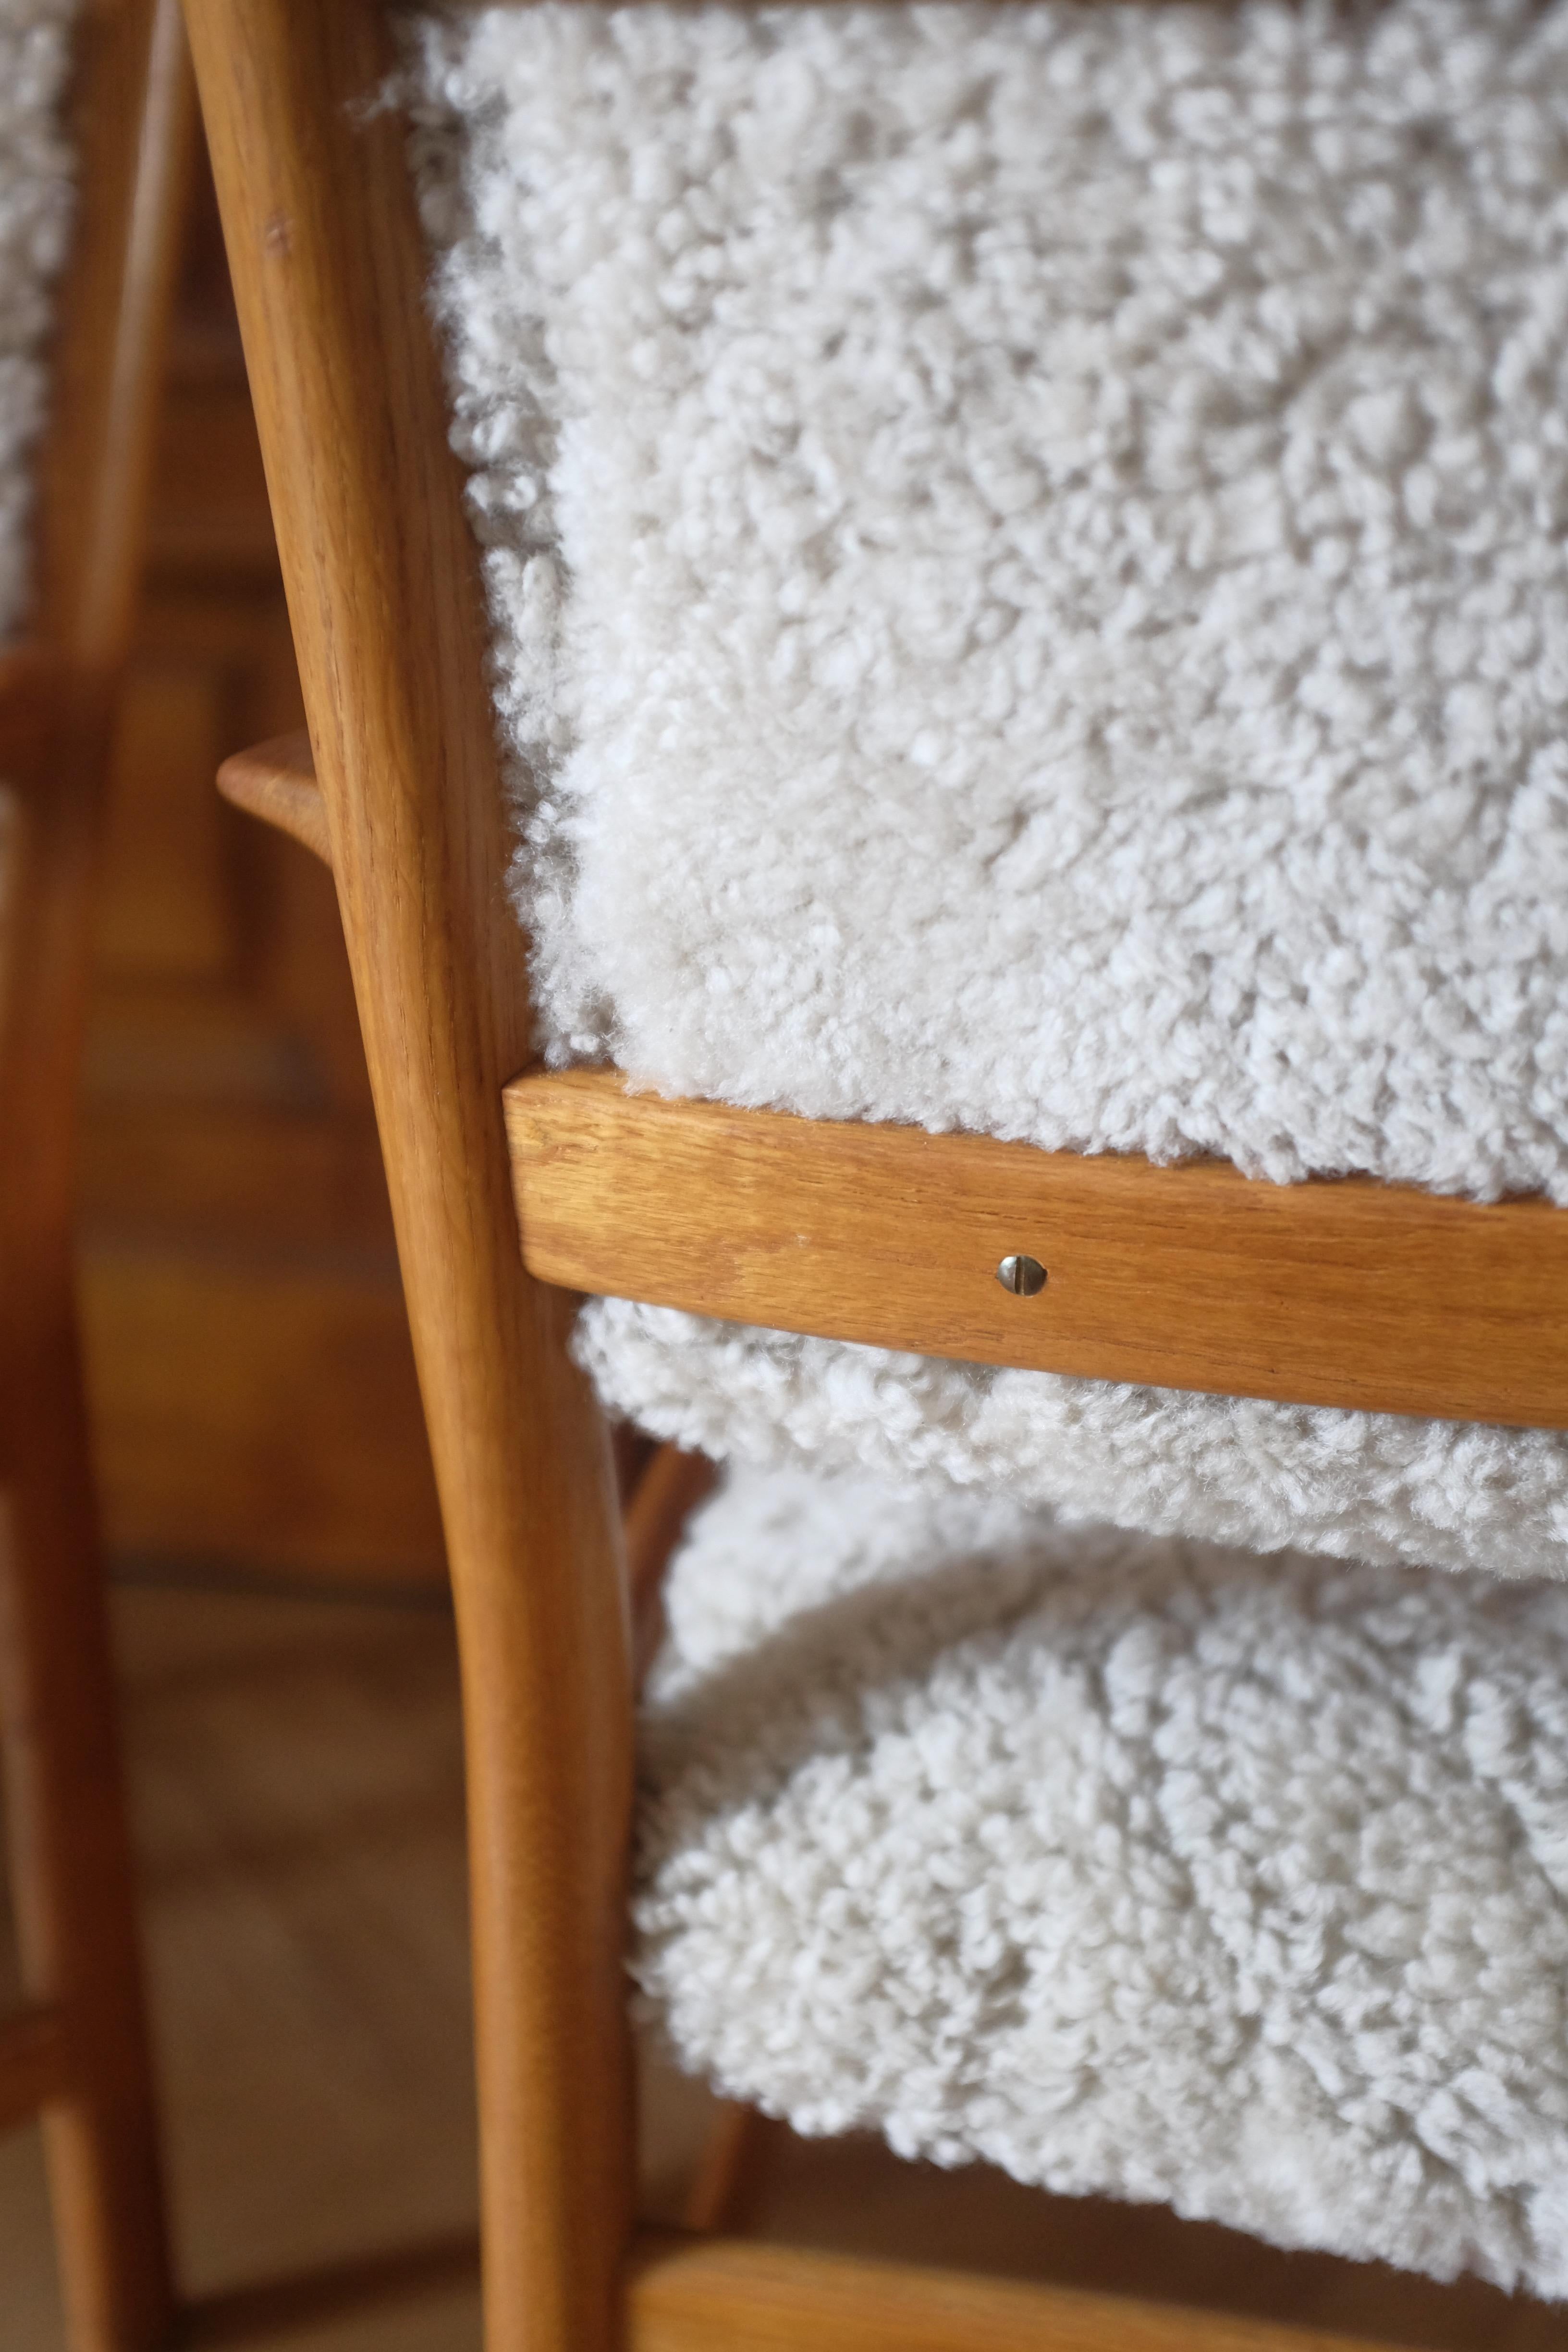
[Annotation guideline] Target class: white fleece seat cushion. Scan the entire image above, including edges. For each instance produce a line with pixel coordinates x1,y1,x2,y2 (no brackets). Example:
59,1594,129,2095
636,1465,1568,2297
407,0,1568,1579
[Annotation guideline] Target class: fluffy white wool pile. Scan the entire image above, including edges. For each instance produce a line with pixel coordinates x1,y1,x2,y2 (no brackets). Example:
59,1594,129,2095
578,1299,1568,1582
406,0,1568,1575
0,0,77,642
407,12,1568,2275
637,1465,1568,2294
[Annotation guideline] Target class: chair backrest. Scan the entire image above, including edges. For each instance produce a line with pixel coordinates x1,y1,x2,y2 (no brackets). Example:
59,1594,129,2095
185,7,1568,2349
199,0,1568,1441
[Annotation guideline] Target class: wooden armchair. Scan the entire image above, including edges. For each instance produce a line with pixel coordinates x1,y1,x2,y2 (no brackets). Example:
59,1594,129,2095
0,4,191,2347
185,5,1568,2348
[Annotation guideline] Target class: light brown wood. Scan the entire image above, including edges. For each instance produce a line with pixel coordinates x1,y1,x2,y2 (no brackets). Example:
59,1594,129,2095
747,2132,1567,2352
625,1445,716,1690
509,1066,1568,1428
37,0,194,677
627,2234,1397,2352
0,4,192,2348
215,724,328,864
184,9,635,2352
221,722,1568,1422
82,257,435,1590
0,2007,68,2135
211,732,1568,1426
680,2106,772,2237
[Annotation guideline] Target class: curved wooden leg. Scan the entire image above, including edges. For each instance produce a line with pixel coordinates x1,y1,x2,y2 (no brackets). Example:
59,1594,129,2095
623,1444,772,2245
184,9,641,2341
0,0,194,2334
0,1299,173,2352
625,1446,716,1690
0,686,176,2352
444,1283,636,2352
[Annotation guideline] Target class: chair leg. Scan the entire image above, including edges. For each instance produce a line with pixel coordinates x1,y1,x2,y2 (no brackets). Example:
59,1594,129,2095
0,1299,173,2352
435,1285,636,2352
625,1445,716,1690
683,2103,775,2236
624,1447,771,2242
184,9,641,2340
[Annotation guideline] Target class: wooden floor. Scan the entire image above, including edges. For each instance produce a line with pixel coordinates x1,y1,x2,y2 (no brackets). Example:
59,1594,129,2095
0,1569,1565,2351
0,1580,481,2347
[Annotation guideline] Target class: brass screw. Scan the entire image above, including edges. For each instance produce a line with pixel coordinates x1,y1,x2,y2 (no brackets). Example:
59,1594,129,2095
996,1253,1047,1297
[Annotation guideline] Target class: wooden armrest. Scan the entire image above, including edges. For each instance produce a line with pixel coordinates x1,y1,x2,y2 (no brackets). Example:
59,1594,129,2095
505,1066,1568,1429
217,728,331,865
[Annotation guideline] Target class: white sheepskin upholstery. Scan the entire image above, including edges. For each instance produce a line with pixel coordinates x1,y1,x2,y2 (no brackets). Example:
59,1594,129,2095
637,1464,1568,2295
404,0,1568,1577
576,1300,1568,1583
0,1,78,643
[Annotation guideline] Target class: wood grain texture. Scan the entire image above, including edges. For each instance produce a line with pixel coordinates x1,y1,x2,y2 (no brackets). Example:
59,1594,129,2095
184,8,635,2350
237,725,1568,1426
215,725,328,864
627,2235,1399,2352
82,282,434,1589
509,1067,1568,1427
0,4,192,2346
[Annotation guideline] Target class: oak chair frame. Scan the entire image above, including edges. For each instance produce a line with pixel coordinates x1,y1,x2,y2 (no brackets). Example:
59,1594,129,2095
0,3,193,2348
186,4,1568,2346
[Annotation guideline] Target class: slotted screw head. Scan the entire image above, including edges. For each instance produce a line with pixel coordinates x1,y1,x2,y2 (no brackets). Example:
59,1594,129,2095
996,1253,1047,1297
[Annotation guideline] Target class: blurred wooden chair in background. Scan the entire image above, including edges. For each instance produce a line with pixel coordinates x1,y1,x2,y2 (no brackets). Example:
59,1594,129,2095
0,3,191,2346
187,5,1568,2350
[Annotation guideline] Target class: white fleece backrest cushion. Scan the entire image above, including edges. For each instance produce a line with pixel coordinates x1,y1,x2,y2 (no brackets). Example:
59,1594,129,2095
575,1297,1568,1582
0,1,78,641
413,0,1568,1188
407,0,1568,1580
637,1465,1568,2296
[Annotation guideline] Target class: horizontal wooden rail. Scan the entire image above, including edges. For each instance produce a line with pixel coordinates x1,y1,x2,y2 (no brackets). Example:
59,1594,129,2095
0,2003,69,2132
216,727,330,864
234,722,1568,1428
627,2233,1392,2352
507,1067,1568,1428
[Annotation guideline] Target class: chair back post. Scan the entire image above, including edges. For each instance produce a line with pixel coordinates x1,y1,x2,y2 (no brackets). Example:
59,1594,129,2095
0,4,192,2347
6,0,193,1277
41,0,194,678
183,7,637,2348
